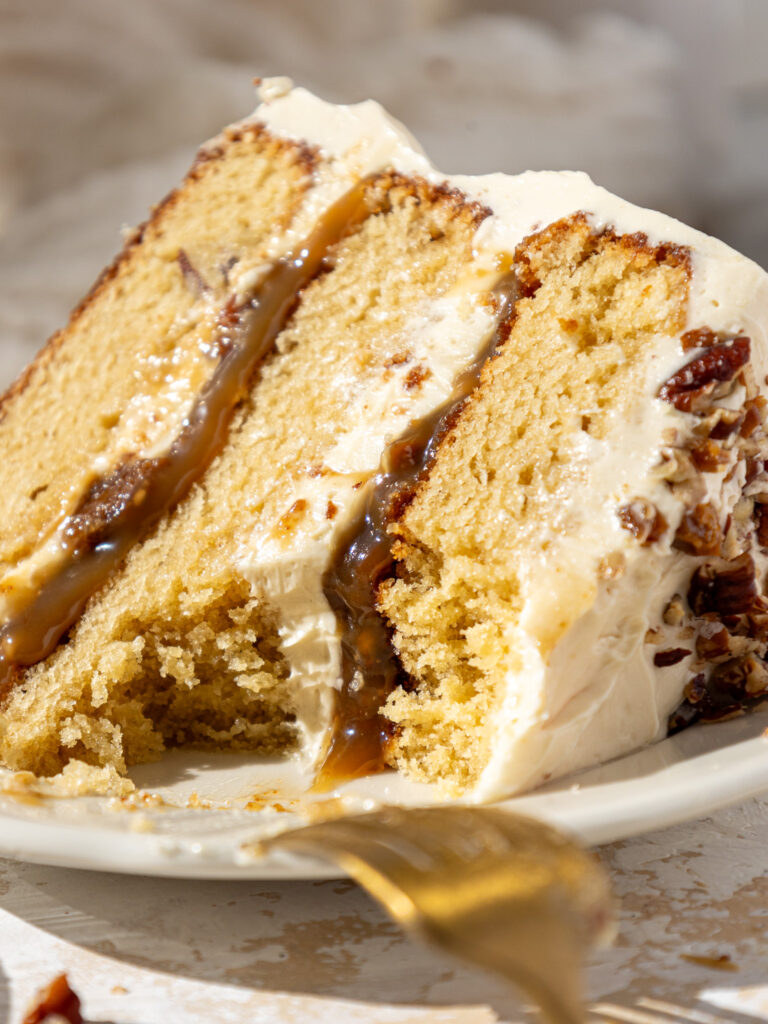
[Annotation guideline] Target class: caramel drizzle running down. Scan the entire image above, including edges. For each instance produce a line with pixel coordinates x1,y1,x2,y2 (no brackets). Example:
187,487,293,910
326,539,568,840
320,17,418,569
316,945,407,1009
318,273,521,785
0,177,376,700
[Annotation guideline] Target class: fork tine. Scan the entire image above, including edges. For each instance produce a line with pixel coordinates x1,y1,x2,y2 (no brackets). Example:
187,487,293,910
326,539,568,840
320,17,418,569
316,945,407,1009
265,805,614,1024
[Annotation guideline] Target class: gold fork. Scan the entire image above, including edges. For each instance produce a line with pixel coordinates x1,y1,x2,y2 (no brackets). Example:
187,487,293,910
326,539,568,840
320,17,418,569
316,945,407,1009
263,805,615,1024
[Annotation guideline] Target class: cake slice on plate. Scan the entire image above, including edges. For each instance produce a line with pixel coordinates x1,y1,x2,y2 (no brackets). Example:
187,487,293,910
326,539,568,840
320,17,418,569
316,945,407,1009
1,79,767,800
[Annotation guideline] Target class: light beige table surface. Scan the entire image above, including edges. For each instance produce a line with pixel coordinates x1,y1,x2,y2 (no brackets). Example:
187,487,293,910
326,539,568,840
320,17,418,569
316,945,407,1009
1,795,768,1023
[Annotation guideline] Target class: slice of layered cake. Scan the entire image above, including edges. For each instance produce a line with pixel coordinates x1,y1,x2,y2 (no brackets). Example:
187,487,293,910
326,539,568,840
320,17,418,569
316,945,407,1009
1,79,767,800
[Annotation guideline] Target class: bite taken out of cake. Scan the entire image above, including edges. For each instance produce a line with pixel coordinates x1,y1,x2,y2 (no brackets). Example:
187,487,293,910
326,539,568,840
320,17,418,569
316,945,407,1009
1,78,768,802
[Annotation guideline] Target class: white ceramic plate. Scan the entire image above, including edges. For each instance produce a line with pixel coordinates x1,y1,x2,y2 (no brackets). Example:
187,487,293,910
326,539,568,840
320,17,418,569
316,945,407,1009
1,713,767,879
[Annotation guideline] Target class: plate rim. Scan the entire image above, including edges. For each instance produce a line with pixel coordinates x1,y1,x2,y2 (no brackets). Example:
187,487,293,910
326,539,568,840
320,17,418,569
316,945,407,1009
1,717,767,880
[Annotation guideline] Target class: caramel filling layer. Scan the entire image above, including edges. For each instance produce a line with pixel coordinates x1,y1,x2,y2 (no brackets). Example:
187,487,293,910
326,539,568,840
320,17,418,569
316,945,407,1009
0,177,376,701
319,274,520,784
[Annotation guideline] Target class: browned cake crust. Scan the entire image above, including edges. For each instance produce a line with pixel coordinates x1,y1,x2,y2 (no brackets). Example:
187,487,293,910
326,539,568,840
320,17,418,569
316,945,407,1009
0,125,318,427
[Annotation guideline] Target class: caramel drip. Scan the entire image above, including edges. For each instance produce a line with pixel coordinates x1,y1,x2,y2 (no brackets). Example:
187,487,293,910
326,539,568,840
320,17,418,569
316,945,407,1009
0,178,376,700
318,274,521,785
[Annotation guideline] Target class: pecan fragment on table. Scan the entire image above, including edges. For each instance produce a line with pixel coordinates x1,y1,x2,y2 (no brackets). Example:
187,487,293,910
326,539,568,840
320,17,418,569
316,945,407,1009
23,974,82,1024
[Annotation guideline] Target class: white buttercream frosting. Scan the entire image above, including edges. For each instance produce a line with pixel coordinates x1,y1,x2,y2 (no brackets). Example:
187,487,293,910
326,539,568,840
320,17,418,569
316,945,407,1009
234,79,768,799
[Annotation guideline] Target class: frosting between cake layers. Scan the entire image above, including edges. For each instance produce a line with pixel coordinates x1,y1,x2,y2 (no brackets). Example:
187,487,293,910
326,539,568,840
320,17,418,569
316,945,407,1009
237,278,502,767
239,80,768,796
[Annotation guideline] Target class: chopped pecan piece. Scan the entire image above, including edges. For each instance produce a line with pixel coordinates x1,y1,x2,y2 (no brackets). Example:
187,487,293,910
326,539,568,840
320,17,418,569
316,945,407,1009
618,499,668,545
684,673,707,704
385,351,411,368
658,336,751,413
403,364,431,391
746,611,768,642
681,327,719,351
739,395,767,437
690,439,730,473
688,553,758,616
731,496,754,530
662,594,686,627
746,455,764,484
754,503,768,548
720,614,743,632
657,449,697,485
710,654,768,701
274,499,308,537
669,699,701,732
722,518,741,560
673,502,721,556
653,647,692,667
745,655,768,695
696,620,731,661
708,407,745,440
741,359,759,401
673,651,768,729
